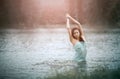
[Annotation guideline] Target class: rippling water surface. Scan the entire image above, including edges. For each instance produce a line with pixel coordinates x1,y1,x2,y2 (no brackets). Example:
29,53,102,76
0,28,120,79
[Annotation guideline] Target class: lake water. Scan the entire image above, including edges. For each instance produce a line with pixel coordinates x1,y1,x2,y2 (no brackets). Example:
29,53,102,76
0,28,120,79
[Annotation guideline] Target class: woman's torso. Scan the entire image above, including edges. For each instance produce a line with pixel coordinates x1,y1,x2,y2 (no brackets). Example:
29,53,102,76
73,41,87,62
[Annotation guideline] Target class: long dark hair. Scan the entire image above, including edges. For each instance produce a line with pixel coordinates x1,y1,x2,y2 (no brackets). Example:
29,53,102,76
71,27,84,41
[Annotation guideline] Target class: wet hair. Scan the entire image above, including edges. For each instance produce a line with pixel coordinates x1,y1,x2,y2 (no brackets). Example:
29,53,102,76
71,27,84,41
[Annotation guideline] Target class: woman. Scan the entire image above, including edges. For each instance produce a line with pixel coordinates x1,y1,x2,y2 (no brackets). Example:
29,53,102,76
66,14,87,62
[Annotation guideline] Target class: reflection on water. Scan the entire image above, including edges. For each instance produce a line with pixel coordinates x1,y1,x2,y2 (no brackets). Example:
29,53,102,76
0,28,120,79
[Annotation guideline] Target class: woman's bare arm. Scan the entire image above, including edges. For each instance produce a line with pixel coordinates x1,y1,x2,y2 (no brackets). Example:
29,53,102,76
67,14,86,41
66,15,73,42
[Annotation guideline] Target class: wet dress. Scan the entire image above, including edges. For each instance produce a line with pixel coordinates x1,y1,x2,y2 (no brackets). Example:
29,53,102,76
73,41,87,62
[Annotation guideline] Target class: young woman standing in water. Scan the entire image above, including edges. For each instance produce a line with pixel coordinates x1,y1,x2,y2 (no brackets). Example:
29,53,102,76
66,13,87,62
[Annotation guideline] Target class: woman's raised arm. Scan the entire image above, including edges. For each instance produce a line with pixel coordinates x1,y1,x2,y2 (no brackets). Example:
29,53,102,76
67,14,86,42
66,14,73,43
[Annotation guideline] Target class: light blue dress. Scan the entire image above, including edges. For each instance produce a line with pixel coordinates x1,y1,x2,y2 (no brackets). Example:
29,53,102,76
73,41,87,62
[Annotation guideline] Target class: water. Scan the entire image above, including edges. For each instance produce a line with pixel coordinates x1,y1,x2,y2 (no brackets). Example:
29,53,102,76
0,28,120,79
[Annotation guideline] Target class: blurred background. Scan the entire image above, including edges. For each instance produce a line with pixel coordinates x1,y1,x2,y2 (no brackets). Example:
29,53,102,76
0,0,120,79
0,0,120,28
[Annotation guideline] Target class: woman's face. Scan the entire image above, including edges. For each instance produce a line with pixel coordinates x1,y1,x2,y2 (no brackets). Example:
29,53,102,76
73,29,80,39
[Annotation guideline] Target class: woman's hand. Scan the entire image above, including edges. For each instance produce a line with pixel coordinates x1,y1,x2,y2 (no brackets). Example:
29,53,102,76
66,13,71,19
66,14,80,25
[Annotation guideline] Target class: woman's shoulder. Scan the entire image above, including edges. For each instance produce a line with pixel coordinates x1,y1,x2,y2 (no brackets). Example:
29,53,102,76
72,39,86,46
71,39,78,46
